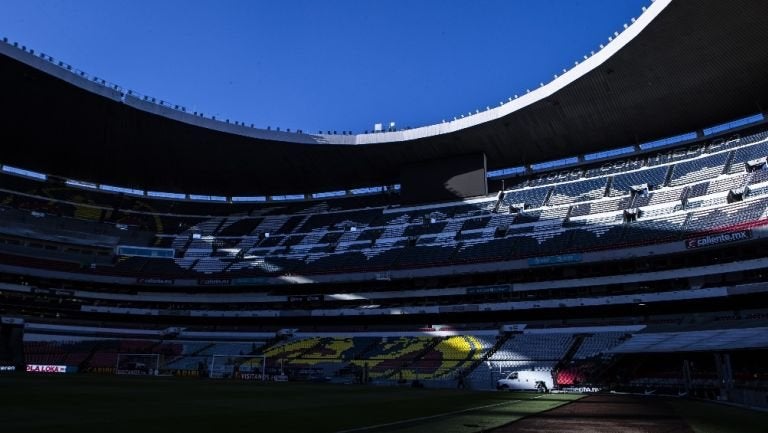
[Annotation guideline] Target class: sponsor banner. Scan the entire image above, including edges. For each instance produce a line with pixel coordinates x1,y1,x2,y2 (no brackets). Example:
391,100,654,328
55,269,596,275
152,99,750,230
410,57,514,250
26,364,67,374
137,278,175,286
198,278,232,286
685,229,752,249
528,253,582,267
560,386,603,393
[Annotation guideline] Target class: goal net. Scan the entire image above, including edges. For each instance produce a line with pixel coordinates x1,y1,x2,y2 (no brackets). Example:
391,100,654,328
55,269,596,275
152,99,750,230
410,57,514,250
209,354,266,380
116,353,160,376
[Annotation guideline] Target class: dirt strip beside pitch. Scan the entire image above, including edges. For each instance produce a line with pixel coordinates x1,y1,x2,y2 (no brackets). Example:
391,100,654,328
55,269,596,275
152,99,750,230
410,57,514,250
492,394,694,433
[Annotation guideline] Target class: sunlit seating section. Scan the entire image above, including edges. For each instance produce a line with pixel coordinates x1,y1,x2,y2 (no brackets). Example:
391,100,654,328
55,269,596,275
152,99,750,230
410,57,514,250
491,334,573,362
398,335,487,380
668,152,729,187
685,199,768,232
727,140,768,174
548,178,607,205
6,126,768,281
609,166,668,196
499,186,552,211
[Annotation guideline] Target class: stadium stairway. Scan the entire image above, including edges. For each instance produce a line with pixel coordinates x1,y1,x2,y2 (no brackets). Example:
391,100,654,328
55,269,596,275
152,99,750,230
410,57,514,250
553,335,586,381
464,333,511,377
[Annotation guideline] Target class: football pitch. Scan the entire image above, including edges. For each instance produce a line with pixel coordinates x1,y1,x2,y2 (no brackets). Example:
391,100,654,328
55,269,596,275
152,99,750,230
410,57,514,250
2,374,768,433
0,374,578,433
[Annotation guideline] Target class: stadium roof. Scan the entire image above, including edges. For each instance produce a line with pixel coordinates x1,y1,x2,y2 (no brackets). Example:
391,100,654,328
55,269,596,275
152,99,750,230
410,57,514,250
1,0,768,196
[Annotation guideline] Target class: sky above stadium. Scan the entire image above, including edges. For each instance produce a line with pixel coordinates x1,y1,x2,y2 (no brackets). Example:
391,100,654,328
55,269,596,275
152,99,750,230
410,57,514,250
2,0,649,134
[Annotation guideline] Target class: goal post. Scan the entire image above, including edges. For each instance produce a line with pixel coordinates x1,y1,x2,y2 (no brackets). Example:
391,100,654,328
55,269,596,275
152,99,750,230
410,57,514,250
116,353,160,376
209,354,266,380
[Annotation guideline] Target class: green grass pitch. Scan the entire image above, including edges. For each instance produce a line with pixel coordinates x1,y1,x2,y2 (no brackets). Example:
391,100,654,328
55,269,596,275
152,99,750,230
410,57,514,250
0,374,580,433
4,374,765,432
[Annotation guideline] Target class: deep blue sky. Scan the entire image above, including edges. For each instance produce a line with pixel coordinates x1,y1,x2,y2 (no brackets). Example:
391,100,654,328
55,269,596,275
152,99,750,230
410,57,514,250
1,1,649,134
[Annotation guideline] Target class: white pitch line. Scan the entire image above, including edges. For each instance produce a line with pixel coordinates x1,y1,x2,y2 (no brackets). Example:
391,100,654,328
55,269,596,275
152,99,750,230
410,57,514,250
334,394,545,433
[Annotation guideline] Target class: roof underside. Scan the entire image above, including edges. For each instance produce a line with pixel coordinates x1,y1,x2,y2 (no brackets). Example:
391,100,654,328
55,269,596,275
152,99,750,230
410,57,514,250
1,0,768,196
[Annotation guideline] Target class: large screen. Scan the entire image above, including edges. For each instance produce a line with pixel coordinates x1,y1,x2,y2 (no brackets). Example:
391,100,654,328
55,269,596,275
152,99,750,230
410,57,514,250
400,153,487,204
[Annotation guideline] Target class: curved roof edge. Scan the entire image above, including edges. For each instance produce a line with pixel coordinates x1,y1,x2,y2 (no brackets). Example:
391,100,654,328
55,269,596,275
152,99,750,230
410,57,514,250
354,0,669,146
0,0,667,147
3,0,768,196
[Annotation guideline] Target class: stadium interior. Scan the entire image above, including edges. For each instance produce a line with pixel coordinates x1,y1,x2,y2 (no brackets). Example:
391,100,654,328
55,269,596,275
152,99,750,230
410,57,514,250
1,0,768,431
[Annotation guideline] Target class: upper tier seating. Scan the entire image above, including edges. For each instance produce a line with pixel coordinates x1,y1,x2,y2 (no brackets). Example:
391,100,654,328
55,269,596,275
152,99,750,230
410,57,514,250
3,128,768,279
668,152,729,187
548,178,607,205
609,166,669,196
